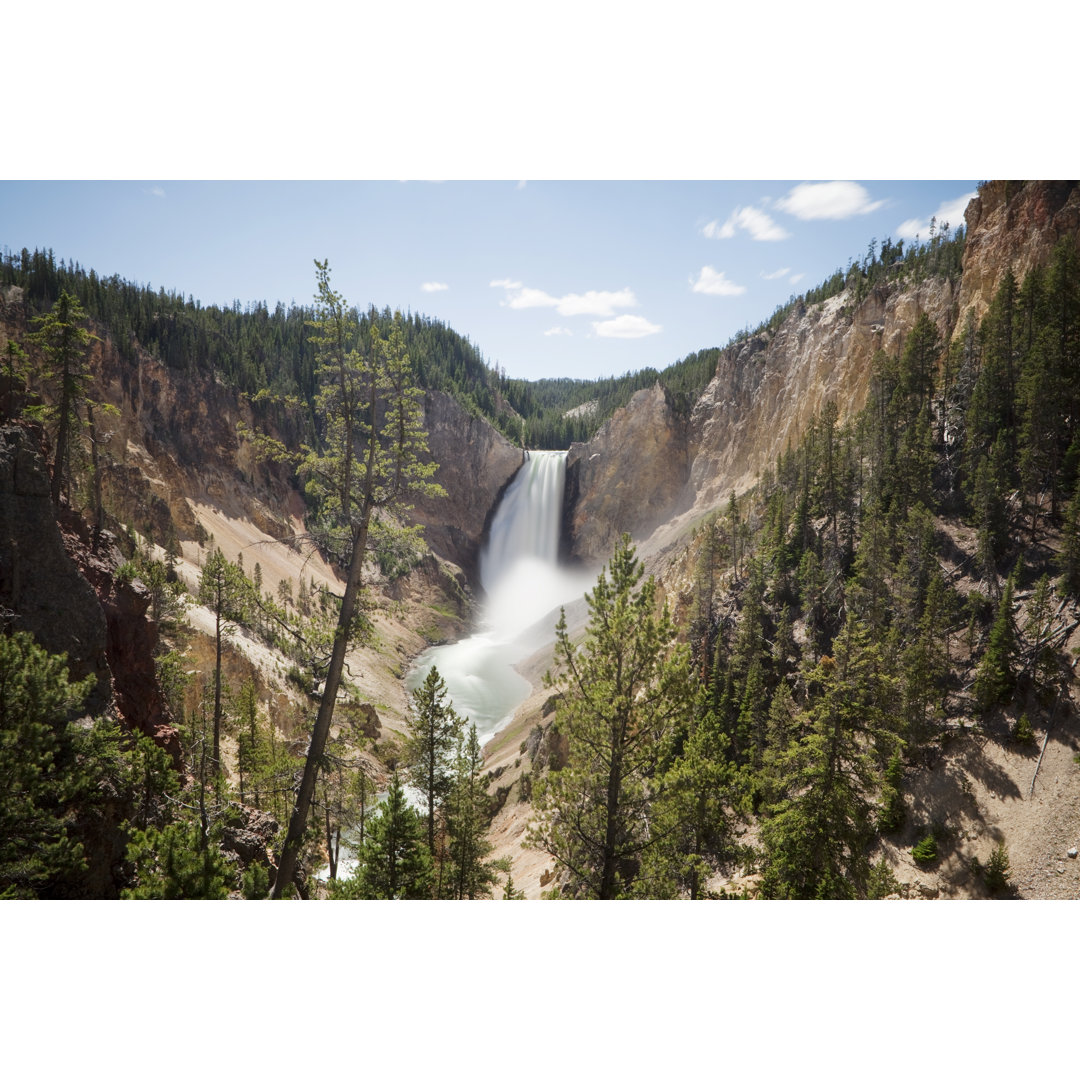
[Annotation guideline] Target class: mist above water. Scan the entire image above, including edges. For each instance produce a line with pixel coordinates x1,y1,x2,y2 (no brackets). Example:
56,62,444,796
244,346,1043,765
407,451,594,743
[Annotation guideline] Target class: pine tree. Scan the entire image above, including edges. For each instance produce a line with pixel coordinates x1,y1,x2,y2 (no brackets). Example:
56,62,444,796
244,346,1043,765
445,722,497,899
974,561,1019,711
759,614,901,899
635,706,743,899
26,291,95,506
343,771,433,900
404,665,465,862
197,546,249,777
0,632,95,898
122,819,232,899
527,535,697,899
272,264,443,898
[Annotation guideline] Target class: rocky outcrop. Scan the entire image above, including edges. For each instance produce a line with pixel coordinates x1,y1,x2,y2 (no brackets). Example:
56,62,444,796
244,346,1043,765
684,275,958,516
563,382,690,564
410,389,524,578
0,424,181,761
85,330,303,548
561,278,958,566
0,424,111,704
959,181,1080,326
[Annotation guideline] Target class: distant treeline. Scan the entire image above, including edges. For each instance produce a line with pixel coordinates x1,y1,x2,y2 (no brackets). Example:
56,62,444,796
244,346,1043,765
0,222,966,450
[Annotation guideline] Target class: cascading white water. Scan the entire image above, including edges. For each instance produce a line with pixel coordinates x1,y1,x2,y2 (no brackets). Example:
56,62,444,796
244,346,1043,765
322,453,589,880
408,451,592,743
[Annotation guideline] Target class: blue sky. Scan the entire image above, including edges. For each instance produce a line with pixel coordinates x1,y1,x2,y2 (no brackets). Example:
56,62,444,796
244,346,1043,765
0,179,976,383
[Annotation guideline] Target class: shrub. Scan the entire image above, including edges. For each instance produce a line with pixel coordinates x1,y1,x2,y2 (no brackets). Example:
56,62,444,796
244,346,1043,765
912,834,938,865
1013,713,1036,745
984,843,1011,895
867,858,900,899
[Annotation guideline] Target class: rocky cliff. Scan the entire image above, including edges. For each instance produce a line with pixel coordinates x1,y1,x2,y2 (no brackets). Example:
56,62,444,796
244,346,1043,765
562,181,1080,569
410,390,524,579
562,276,959,566
563,382,689,564
958,180,1080,324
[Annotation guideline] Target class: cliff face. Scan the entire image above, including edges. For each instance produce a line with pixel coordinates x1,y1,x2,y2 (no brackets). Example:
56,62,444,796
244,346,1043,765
88,332,304,548
561,181,1080,569
563,382,689,564
958,180,1080,326
0,425,111,702
561,274,959,567
410,390,524,578
2,287,523,588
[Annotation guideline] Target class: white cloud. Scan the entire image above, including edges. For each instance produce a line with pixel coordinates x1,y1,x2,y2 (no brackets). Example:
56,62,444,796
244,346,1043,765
544,326,572,336
896,190,977,241
506,286,560,310
556,288,636,317
517,180,527,191
761,267,791,280
149,186,165,198
592,314,662,339
421,281,449,292
704,206,789,242
691,266,746,297
789,272,805,285
776,181,885,220
492,279,637,317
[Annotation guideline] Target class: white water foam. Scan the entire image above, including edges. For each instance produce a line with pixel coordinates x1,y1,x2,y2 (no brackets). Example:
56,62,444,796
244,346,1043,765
408,451,593,743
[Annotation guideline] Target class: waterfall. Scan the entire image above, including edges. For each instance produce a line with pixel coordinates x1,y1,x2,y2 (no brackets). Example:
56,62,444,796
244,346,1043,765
408,450,591,743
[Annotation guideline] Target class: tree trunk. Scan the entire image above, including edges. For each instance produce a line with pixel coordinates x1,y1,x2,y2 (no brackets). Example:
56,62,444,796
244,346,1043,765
271,508,372,898
213,600,222,777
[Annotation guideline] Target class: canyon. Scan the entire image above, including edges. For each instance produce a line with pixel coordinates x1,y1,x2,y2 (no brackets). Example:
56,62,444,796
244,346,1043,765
3,179,1079,898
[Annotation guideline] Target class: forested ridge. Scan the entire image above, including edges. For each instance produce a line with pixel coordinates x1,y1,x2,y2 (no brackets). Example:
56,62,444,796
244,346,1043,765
524,235,1080,898
1,220,965,451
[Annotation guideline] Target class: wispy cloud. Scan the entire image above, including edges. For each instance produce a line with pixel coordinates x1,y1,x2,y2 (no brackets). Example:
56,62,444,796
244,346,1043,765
704,206,789,242
789,272,805,285
896,191,976,241
760,267,791,280
691,266,746,297
544,326,572,336
421,281,449,292
776,181,884,221
517,180,527,191
492,279,637,318
593,314,661,339
149,186,165,198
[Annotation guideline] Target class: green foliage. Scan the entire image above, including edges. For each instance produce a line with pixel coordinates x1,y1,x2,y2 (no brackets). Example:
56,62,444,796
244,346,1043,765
122,820,232,899
911,834,938,865
404,666,465,860
876,752,906,833
241,861,270,900
759,615,902,899
444,722,498,899
0,631,98,898
867,858,901,899
528,535,698,898
1013,713,1036,745
26,290,95,506
332,772,433,899
983,842,1011,894
974,562,1018,711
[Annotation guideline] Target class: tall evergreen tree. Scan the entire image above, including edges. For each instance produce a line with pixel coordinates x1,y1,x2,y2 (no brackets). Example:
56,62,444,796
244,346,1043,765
527,535,696,899
26,291,94,506
759,614,901,899
338,771,433,900
404,665,465,862
272,263,442,898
